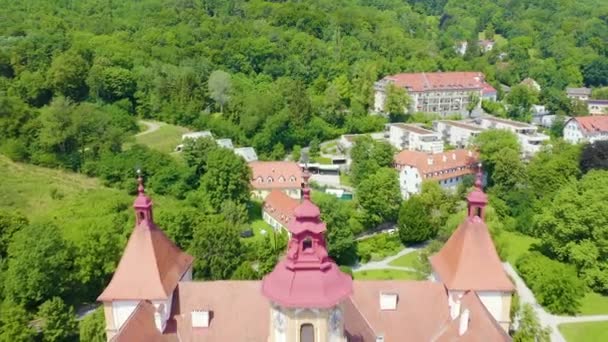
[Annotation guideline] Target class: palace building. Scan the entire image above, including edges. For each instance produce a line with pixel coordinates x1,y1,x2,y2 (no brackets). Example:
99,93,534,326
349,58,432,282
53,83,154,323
99,170,513,341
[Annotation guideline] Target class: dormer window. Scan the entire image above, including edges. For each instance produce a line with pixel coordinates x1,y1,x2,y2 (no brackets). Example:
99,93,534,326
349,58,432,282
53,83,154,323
290,176,296,182
279,176,285,182
303,237,313,251
257,177,263,183
267,177,273,183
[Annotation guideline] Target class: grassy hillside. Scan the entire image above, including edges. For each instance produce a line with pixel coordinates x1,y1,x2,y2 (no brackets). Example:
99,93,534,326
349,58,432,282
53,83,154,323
133,121,190,154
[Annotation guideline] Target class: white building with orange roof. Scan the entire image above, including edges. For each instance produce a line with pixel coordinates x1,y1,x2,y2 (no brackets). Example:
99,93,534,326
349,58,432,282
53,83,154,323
99,174,512,342
563,116,608,144
262,189,300,232
249,161,303,200
430,171,515,330
387,123,444,153
373,72,493,116
394,149,479,199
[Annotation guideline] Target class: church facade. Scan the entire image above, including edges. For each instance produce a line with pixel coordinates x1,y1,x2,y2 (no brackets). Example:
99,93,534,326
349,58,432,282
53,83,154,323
98,171,513,341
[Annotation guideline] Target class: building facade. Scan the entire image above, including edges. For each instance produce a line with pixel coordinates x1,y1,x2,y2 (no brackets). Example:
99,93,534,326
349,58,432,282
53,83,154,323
475,116,549,157
99,175,512,341
263,189,300,232
387,123,444,153
394,149,479,199
588,100,608,115
563,116,608,144
433,120,484,148
566,87,592,101
373,72,493,117
249,161,303,200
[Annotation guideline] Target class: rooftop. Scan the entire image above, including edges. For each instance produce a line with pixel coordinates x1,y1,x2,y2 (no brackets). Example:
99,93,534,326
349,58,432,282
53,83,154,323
436,120,484,132
383,72,486,92
569,116,608,133
249,161,302,190
479,116,532,129
390,123,437,135
566,87,592,96
394,149,479,180
263,189,300,227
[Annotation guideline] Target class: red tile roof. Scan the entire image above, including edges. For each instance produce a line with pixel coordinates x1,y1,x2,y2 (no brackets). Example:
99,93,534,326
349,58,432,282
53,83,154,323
435,291,511,342
430,217,514,291
249,161,302,190
263,189,299,226
385,72,485,92
112,301,164,342
97,219,193,301
394,149,478,181
482,82,497,94
171,281,270,341
571,116,608,133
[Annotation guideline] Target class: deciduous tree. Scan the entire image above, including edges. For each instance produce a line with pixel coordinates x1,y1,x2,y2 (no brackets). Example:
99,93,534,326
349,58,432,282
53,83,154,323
37,297,78,342
208,70,231,113
357,168,401,227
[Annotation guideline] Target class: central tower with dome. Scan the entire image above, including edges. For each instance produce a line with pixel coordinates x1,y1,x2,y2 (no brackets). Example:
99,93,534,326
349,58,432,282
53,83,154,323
261,169,353,342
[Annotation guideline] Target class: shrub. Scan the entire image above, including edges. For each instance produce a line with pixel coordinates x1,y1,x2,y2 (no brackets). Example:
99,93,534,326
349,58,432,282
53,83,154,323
516,252,585,315
357,233,403,263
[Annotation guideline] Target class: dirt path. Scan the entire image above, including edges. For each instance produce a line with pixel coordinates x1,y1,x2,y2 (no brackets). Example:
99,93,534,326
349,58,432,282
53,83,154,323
135,120,162,136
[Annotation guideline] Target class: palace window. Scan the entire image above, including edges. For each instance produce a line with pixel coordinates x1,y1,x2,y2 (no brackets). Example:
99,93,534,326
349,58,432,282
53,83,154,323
300,323,314,342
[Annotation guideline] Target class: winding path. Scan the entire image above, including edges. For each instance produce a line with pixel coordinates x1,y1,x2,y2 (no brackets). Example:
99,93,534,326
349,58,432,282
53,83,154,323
353,243,426,273
503,262,608,342
135,120,162,137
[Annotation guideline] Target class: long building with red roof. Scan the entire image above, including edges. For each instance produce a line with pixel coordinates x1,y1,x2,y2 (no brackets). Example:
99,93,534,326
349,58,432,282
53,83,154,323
373,72,495,116
99,172,512,341
262,189,300,231
249,161,303,200
394,149,479,199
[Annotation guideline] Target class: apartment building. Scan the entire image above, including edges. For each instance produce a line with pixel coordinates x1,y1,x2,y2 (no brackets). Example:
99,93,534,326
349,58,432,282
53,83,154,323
588,100,608,115
475,116,549,157
388,123,444,153
566,87,592,101
394,149,479,199
374,72,493,116
433,120,484,148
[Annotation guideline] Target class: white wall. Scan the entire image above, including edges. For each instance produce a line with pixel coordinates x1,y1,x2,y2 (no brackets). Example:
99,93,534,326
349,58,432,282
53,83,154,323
398,167,422,199
374,90,386,113
478,292,505,324
112,301,139,331
564,121,583,144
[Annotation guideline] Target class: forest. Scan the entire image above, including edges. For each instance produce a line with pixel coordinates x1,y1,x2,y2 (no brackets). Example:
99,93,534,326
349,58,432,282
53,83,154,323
1,0,608,341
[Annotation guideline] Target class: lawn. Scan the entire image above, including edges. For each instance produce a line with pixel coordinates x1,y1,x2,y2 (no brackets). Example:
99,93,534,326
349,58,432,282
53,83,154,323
312,156,332,164
133,121,190,154
500,230,540,265
354,269,420,280
579,291,608,315
339,173,352,187
388,251,422,268
558,321,608,342
357,233,404,263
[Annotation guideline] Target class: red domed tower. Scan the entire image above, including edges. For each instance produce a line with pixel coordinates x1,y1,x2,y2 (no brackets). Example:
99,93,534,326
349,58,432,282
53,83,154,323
262,168,352,342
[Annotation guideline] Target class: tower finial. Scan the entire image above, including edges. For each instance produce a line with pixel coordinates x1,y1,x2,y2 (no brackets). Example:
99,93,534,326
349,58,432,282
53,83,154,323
302,164,311,200
136,169,145,195
474,163,483,189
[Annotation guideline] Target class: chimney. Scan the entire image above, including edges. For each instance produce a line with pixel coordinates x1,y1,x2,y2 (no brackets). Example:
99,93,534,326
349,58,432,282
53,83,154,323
380,293,398,310
427,156,434,165
459,309,470,336
452,153,456,160
467,150,473,157
450,298,461,320
192,310,210,328
442,155,447,162
376,335,385,342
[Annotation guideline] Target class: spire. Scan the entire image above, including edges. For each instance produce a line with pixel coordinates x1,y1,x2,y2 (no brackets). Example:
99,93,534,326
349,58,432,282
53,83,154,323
133,170,153,225
261,167,353,308
467,163,487,220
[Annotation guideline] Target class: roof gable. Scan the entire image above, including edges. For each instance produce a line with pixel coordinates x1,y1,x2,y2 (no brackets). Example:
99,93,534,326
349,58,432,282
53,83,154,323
429,218,514,291
98,221,193,301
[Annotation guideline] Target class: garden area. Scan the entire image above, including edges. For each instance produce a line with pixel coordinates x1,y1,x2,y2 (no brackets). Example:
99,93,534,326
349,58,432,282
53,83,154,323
558,321,608,342
356,233,404,263
132,121,190,154
354,269,420,281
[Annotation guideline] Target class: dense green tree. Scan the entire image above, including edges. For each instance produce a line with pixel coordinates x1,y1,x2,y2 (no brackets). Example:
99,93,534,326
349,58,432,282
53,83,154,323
384,83,411,119
527,142,580,200
474,130,520,186
47,51,89,101
313,192,359,265
231,261,259,280
78,308,106,342
0,304,36,342
181,137,218,177
189,216,244,280
156,207,201,250
505,84,538,121
37,297,78,342
197,147,251,212
516,252,585,314
357,168,401,227
208,70,231,113
533,171,608,293
350,135,394,186
512,304,551,342
583,58,608,87
0,210,28,258
4,223,75,309
580,141,608,174
398,195,434,243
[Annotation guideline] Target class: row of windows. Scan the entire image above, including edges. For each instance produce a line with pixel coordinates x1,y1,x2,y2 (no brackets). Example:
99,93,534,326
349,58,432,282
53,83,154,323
424,166,472,178
255,176,297,183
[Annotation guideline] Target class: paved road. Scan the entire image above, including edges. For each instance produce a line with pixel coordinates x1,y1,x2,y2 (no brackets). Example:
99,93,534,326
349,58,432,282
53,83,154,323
135,120,161,136
503,262,608,342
